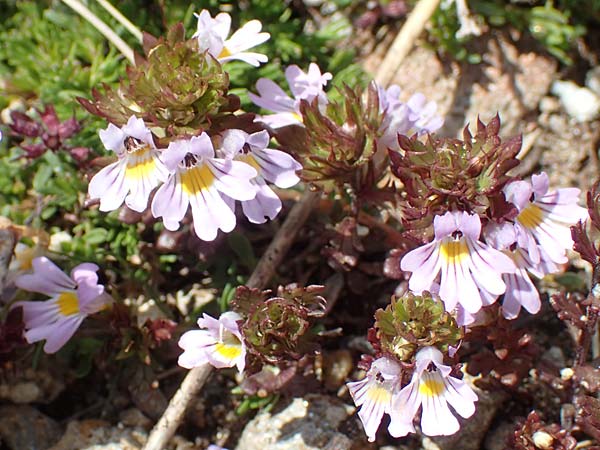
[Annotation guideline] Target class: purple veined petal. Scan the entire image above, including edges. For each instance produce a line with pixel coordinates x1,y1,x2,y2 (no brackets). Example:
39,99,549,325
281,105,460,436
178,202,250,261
204,342,244,369
437,239,473,312
419,383,460,436
253,148,302,188
220,129,247,159
71,263,99,286
387,411,416,439
81,292,112,315
219,311,243,334
456,306,475,326
178,329,217,351
531,172,550,197
350,378,389,442
88,159,128,212
246,130,270,151
16,256,76,297
17,299,61,329
285,65,308,99
457,211,482,240
530,221,570,264
443,377,478,418
483,221,517,251
220,52,268,67
76,277,104,307
241,179,282,224
99,123,125,155
188,134,216,161
468,240,515,289
514,224,541,264
448,248,482,313
196,312,221,332
502,270,541,319
188,184,236,241
178,346,209,369
537,198,588,224
123,150,167,213
249,79,296,113
209,159,257,201
537,187,582,206
402,242,441,293
286,63,331,100
433,212,459,240
26,315,84,353
123,115,154,147
389,379,419,438
504,180,532,211
151,174,189,231
161,140,190,173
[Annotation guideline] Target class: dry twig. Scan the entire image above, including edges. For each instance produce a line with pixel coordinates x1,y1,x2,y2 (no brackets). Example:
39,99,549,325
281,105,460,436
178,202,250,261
143,189,321,450
374,0,441,86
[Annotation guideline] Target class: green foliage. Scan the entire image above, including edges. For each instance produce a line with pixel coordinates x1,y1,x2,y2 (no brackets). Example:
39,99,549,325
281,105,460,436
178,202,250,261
374,291,462,362
428,0,588,65
0,2,126,117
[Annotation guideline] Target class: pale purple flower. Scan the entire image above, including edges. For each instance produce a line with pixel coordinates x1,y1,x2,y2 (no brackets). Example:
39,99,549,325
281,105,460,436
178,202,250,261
88,115,168,212
14,257,111,353
400,211,516,315
377,85,443,152
151,134,257,241
484,221,559,320
249,63,332,128
178,311,246,373
347,356,407,442
503,172,588,265
389,346,477,437
220,129,302,223
193,10,270,66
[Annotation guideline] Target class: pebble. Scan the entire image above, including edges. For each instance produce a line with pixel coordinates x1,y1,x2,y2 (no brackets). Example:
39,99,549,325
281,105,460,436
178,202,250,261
235,394,361,450
0,405,62,450
551,80,600,123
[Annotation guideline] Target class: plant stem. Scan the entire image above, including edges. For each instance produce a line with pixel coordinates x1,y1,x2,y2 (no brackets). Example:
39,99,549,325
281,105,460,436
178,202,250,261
95,0,143,43
60,0,136,64
142,189,321,450
374,0,441,86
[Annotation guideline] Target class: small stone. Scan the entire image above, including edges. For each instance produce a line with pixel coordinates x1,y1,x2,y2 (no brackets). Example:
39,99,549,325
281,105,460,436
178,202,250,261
322,350,354,391
235,394,360,450
119,408,153,429
551,80,600,123
0,405,62,450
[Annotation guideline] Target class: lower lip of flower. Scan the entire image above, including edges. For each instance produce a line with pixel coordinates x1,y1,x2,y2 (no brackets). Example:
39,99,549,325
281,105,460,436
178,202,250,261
57,291,80,316
418,373,444,397
517,204,544,230
439,239,469,264
180,164,216,195
214,342,242,360
125,147,157,180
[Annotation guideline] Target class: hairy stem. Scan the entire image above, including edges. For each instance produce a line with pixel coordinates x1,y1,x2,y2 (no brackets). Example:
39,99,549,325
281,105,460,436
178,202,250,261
142,189,320,450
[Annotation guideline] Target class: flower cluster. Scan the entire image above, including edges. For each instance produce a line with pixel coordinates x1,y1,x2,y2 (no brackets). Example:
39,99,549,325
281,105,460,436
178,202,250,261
84,11,303,241
88,117,301,240
400,172,587,323
347,346,477,442
13,257,111,353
